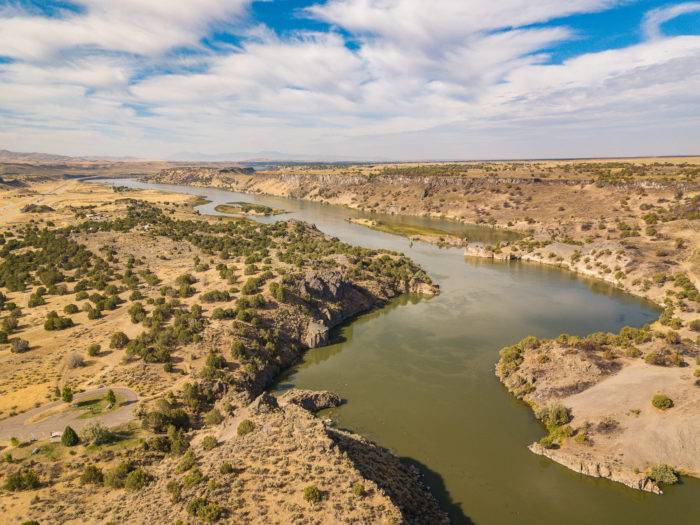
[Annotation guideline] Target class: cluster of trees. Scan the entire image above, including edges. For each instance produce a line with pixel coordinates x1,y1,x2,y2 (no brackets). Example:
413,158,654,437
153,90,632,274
44,311,74,331
0,226,109,292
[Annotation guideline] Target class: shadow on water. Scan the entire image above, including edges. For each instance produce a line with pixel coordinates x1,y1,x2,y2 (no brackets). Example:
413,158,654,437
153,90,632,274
328,425,475,525
402,457,476,525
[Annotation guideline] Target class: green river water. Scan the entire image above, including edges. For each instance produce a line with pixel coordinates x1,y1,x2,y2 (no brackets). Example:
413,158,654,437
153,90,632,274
102,179,698,525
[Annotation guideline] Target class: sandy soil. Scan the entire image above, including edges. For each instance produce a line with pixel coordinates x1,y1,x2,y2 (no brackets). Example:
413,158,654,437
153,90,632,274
563,360,699,475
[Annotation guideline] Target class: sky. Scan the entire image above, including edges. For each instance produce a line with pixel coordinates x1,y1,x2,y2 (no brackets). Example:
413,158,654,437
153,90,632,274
0,0,699,161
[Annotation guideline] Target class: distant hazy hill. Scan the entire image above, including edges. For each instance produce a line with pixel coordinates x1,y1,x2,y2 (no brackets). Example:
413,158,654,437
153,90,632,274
0,149,142,163
0,149,76,163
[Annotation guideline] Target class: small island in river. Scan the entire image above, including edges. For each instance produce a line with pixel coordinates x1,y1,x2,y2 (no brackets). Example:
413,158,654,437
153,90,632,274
214,201,286,217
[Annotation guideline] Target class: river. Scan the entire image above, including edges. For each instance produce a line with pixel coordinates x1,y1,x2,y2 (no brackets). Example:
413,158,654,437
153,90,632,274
97,179,697,525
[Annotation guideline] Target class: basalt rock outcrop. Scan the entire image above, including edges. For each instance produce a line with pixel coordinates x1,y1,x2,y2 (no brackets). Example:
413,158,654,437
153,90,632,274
279,389,344,412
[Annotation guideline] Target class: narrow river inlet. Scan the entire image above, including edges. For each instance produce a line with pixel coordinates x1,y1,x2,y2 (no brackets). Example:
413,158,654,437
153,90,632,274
99,179,697,525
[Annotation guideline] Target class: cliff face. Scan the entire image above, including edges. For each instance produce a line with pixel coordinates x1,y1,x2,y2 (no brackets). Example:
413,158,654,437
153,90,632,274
229,266,437,401
292,269,438,348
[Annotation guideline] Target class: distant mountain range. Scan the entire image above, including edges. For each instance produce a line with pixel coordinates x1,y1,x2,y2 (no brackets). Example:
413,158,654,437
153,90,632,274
0,147,384,164
166,150,388,163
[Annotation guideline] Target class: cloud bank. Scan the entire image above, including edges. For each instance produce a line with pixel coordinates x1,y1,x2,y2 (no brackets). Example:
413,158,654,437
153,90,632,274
0,0,698,159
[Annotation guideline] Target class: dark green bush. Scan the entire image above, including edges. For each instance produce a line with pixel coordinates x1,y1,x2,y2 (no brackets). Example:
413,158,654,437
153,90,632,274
44,311,73,331
64,303,79,314
61,426,79,447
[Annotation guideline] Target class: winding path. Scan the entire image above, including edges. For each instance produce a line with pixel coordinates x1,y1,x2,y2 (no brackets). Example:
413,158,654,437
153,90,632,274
0,386,138,442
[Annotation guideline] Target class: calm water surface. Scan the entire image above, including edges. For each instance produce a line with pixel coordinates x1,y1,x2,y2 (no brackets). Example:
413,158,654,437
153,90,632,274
99,179,697,525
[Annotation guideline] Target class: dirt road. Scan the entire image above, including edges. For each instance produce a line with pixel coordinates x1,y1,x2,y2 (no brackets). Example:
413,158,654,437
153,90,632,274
0,386,138,442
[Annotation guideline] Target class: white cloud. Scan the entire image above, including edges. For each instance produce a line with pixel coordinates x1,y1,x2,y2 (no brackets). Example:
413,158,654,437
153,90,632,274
0,0,251,60
0,0,698,159
642,1,700,40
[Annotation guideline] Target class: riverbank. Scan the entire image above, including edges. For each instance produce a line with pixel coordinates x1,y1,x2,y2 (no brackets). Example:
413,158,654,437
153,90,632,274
144,163,699,494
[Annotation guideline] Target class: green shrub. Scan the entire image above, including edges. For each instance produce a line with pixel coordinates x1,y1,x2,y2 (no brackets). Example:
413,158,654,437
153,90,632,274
574,431,588,445
61,426,80,447
144,435,171,453
177,449,196,472
105,389,117,405
128,302,147,323
219,462,234,475
649,464,678,485
166,426,188,456
303,485,323,503
542,404,571,431
104,461,133,488
237,419,254,436
166,480,182,502
665,331,681,344
201,436,218,450
183,467,204,487
80,465,104,485
186,498,222,522
28,293,46,307
124,467,154,490
4,468,40,491
352,482,366,497
86,306,102,320
81,422,114,445
110,331,129,349
204,408,223,426
651,394,673,410
87,343,101,356
689,319,700,332
61,385,73,403
44,311,73,331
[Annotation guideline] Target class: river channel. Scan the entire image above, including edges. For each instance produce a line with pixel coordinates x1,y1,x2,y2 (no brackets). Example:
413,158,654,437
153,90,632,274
98,179,697,525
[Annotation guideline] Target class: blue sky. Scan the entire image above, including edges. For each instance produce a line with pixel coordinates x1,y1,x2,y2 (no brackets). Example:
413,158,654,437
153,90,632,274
0,0,698,160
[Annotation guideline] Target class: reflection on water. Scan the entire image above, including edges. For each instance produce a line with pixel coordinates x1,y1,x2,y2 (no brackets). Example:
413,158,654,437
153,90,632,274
94,179,697,525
